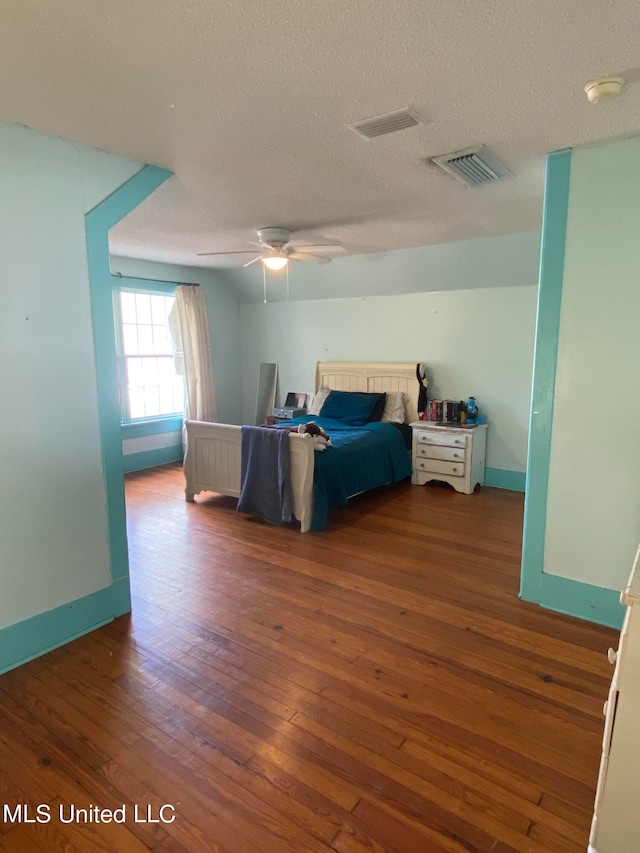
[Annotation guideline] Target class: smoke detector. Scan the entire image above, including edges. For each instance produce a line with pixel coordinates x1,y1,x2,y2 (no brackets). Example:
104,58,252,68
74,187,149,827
584,76,624,104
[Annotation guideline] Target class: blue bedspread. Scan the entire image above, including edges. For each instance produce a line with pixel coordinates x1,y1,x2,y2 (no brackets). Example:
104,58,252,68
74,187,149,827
275,416,412,531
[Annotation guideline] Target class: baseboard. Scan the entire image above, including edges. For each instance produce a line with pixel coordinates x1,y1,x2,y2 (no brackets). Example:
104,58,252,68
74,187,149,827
520,572,624,629
484,467,526,492
0,578,131,675
122,445,183,473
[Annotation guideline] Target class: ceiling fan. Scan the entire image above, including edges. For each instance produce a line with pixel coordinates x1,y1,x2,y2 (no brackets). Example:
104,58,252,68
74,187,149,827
197,227,343,270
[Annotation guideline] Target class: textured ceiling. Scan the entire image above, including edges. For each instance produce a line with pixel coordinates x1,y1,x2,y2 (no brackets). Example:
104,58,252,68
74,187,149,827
1,1,639,268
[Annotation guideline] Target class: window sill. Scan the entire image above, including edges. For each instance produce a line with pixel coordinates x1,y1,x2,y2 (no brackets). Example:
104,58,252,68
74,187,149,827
120,416,184,438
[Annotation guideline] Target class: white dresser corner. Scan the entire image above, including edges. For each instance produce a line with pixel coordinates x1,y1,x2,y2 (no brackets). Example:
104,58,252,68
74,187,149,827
588,543,640,853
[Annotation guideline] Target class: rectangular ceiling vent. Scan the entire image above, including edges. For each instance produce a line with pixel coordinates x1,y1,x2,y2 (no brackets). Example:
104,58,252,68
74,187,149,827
431,145,512,187
349,108,423,140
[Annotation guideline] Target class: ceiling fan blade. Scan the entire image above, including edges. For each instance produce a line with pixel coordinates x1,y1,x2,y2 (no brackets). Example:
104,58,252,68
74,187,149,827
288,252,332,264
197,249,261,257
291,244,343,253
242,255,264,268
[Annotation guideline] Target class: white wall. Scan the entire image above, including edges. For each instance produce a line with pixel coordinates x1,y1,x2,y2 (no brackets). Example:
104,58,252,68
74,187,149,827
0,121,141,629
241,285,537,473
109,256,242,425
544,137,640,589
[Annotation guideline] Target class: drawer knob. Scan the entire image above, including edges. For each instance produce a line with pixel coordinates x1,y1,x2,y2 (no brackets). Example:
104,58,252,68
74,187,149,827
607,647,617,665
452,467,458,472
453,453,460,458
454,440,461,445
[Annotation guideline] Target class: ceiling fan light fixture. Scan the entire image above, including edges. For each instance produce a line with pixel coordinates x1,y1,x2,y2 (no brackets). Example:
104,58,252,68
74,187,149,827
198,227,342,268
262,253,288,271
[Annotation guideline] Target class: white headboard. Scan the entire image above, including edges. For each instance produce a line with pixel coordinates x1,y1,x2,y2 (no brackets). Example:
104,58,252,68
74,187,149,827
315,361,421,423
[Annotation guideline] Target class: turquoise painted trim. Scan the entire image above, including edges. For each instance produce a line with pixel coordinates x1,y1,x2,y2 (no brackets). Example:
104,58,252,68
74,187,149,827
121,415,183,438
520,150,571,604
516,151,617,630
537,574,624,630
112,275,177,295
85,165,173,589
122,445,183,473
2,167,170,675
484,468,526,492
0,579,131,675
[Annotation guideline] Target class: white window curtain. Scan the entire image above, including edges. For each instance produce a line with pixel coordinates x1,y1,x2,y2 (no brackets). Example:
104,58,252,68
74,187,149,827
168,286,217,434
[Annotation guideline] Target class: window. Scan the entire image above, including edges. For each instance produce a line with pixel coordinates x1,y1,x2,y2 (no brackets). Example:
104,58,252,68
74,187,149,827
115,289,184,422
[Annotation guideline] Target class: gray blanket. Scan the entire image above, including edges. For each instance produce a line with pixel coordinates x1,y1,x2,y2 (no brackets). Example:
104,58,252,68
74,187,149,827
237,426,294,525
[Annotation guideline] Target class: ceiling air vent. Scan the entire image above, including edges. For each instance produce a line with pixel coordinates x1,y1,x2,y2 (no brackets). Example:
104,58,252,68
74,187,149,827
431,145,512,187
349,108,424,140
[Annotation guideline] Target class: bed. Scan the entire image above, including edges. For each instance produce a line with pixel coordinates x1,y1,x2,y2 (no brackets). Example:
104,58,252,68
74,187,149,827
183,361,421,532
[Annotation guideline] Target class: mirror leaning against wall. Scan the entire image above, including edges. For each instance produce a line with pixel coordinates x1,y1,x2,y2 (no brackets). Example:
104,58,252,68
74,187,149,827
254,363,278,425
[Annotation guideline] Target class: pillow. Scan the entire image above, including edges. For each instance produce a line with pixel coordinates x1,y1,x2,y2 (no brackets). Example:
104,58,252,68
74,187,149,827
319,390,379,426
381,391,406,423
307,387,331,415
351,391,386,422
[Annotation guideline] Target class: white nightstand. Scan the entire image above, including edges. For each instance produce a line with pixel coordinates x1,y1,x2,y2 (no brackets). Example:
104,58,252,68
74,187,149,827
410,422,488,494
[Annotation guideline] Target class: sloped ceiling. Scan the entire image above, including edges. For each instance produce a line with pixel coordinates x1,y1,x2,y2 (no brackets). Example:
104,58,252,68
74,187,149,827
1,1,639,271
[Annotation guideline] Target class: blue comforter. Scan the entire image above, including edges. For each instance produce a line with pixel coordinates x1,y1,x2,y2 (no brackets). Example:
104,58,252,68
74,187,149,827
275,416,412,531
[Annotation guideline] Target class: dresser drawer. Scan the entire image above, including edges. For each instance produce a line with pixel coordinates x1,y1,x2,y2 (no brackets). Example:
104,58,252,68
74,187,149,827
414,458,465,477
416,444,466,463
416,430,468,449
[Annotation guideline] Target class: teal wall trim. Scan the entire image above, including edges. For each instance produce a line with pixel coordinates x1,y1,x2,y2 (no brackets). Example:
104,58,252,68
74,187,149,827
520,149,571,604
520,150,627,629
537,574,624,630
112,274,177,295
123,445,183,474
85,165,173,591
121,416,183,439
5,166,175,676
484,468,526,492
0,579,131,675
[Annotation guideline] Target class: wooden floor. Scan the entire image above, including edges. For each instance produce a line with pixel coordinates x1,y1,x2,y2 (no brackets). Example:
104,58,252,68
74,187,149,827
0,464,617,852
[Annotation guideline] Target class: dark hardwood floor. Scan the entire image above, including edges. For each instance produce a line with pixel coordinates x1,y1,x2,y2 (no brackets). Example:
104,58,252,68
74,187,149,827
0,463,617,852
